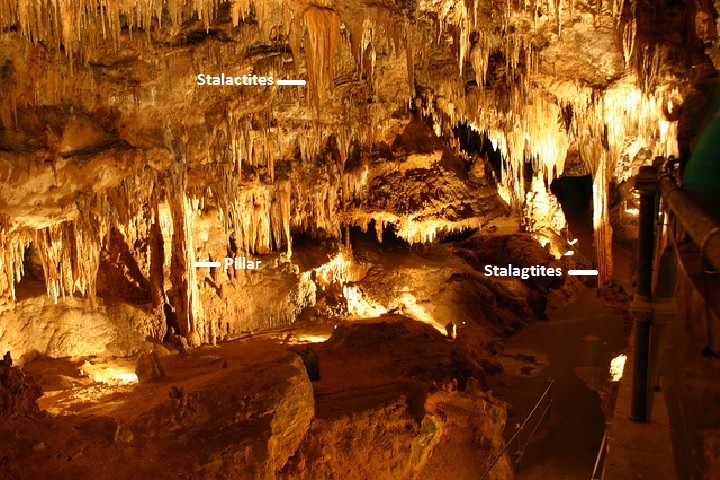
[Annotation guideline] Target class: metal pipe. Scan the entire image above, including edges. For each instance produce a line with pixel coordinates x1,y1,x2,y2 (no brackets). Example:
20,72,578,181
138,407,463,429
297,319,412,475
658,174,720,274
630,314,652,421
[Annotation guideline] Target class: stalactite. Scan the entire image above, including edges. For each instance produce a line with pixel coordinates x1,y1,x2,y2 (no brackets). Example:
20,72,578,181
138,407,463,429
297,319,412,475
556,0,563,36
33,215,100,308
470,33,492,87
621,16,637,69
612,0,626,25
527,97,570,184
593,152,613,287
221,181,294,257
404,22,415,94
304,6,340,111
0,220,29,305
0,0,232,62
637,43,663,94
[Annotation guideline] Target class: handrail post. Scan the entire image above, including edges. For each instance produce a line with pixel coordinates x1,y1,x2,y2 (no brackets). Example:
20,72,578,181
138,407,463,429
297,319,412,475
631,165,657,421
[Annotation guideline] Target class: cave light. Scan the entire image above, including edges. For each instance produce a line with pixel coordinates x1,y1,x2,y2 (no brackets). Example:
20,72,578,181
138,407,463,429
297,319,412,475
289,335,331,344
81,359,139,385
112,373,139,384
390,293,446,334
316,252,350,285
92,371,139,385
497,183,513,205
610,354,627,382
533,235,551,248
343,285,388,317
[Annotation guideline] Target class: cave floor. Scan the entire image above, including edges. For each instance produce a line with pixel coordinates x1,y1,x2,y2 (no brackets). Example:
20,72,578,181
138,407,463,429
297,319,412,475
6,314,499,479
490,287,627,480
6,226,591,479
24,323,337,418
22,312,490,422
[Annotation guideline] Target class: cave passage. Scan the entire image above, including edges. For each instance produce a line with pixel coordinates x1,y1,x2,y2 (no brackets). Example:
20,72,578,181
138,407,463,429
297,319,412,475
551,174,594,257
2,0,718,478
453,123,503,182
348,220,409,252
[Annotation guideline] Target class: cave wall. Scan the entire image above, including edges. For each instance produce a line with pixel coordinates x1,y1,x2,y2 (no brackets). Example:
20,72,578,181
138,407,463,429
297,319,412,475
0,0,714,354
0,295,148,365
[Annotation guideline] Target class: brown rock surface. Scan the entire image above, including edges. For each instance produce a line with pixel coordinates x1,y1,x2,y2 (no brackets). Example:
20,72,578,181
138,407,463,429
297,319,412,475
2,344,315,480
0,318,516,479
280,318,513,480
0,0,715,478
0,282,148,365
0,353,42,422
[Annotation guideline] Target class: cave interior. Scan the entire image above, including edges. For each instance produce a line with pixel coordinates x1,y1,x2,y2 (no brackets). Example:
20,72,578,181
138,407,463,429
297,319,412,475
1,0,720,479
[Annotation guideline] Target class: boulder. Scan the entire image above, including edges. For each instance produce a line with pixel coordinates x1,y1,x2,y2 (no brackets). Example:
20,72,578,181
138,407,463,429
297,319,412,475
135,352,165,383
0,352,43,422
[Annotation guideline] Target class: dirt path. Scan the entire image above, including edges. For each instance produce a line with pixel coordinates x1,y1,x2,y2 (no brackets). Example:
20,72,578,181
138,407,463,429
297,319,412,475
489,287,627,480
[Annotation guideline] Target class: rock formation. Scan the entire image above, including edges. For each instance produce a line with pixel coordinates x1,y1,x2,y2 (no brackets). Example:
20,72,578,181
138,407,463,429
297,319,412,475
0,0,716,477
0,351,42,421
0,0,703,350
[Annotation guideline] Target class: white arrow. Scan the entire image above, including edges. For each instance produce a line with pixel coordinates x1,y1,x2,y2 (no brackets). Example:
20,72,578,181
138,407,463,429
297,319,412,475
195,261,221,268
276,79,306,86
568,269,599,276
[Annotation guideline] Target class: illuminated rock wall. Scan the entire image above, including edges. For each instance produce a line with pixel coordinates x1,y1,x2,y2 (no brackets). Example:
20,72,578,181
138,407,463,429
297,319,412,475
0,294,147,365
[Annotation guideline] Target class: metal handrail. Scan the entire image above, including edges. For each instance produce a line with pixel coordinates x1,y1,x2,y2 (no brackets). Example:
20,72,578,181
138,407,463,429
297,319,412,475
591,428,608,480
479,378,554,479
515,398,553,468
659,162,720,355
658,171,720,274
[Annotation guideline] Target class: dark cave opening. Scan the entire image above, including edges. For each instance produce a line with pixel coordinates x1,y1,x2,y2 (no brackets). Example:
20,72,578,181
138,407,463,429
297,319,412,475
289,231,320,249
13,243,47,302
551,174,594,256
348,220,408,252
453,123,503,182
441,228,478,243
550,174,593,223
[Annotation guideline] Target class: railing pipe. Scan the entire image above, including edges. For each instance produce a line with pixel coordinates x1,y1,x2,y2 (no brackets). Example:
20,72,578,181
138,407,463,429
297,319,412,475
480,378,553,479
658,173,720,274
591,429,609,480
